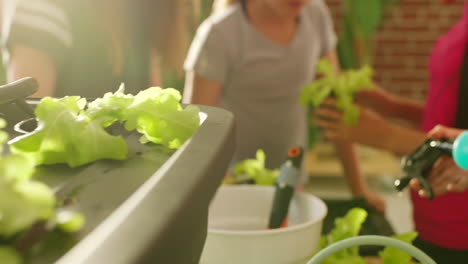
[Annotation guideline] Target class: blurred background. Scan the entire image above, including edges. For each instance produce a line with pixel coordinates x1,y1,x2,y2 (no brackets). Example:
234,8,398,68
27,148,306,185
0,0,465,235
0,0,465,98
180,0,466,234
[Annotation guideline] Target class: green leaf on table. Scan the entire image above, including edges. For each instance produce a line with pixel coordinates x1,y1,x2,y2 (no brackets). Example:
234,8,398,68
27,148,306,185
0,140,55,237
56,210,86,233
9,96,128,167
86,83,135,127
124,87,200,149
0,117,54,244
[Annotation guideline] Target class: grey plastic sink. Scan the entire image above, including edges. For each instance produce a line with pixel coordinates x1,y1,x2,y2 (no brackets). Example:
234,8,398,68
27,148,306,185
0,79,236,264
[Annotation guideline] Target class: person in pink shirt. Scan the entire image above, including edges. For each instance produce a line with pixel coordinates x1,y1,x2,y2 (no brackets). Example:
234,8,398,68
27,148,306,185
313,0,468,262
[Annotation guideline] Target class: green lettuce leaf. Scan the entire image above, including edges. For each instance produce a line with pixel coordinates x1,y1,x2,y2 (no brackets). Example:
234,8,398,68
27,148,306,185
9,96,128,167
227,149,279,186
379,231,420,264
86,83,135,127
0,119,55,238
9,85,200,167
300,59,374,125
325,207,368,257
0,119,7,153
313,207,421,264
0,246,22,264
0,168,55,237
314,207,367,263
124,87,200,149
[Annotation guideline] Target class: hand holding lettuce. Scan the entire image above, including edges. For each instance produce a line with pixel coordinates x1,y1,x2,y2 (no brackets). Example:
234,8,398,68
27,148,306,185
300,59,374,125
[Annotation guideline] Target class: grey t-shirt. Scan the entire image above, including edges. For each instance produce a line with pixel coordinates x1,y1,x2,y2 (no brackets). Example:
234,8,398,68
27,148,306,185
184,0,337,180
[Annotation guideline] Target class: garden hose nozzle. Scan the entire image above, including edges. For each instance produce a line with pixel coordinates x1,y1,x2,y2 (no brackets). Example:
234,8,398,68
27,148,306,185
268,146,303,229
395,131,468,199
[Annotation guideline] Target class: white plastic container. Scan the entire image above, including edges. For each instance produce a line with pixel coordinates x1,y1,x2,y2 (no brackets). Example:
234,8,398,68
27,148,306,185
200,185,327,264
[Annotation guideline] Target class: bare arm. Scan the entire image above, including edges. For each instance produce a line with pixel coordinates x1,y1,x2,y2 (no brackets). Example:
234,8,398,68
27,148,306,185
8,45,56,97
322,51,385,213
315,97,427,156
149,48,163,87
323,52,363,194
357,83,425,127
388,94,425,125
183,71,222,106
381,121,426,155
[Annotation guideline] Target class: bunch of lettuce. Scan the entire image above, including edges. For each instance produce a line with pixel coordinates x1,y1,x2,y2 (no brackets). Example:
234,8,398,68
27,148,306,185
9,85,200,168
223,149,279,186
300,59,374,125
0,247,21,264
121,87,201,148
0,119,55,264
9,96,128,168
315,207,419,264
87,84,200,148
1,118,86,264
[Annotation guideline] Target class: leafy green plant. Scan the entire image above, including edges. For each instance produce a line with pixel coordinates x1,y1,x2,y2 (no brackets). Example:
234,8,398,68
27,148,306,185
0,118,86,264
337,0,401,69
1,84,200,263
379,232,419,264
9,96,128,168
123,87,201,148
0,246,21,264
315,207,420,264
223,149,279,186
0,119,53,264
9,85,201,167
0,119,55,238
300,59,374,125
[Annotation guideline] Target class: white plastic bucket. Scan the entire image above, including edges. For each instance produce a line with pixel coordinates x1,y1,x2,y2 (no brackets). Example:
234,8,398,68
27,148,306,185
200,185,327,264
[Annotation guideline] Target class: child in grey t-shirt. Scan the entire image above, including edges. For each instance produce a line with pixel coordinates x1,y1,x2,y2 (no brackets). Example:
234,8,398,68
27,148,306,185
183,0,385,213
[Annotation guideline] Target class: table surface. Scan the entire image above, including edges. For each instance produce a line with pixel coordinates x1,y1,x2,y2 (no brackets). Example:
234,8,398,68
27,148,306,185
307,143,402,178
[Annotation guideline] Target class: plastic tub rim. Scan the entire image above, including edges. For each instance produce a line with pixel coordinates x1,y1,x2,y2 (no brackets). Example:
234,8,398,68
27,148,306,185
207,185,328,236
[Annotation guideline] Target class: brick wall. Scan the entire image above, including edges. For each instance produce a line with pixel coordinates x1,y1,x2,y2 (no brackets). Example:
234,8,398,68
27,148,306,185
325,0,465,101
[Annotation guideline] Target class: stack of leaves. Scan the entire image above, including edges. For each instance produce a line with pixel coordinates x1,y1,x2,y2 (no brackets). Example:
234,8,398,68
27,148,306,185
0,84,198,263
315,207,419,264
300,59,374,125
223,149,279,186
9,85,201,168
9,96,128,168
0,118,87,264
0,118,54,264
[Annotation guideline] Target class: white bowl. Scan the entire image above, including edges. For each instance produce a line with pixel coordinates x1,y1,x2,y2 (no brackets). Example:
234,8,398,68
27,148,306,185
200,185,327,264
